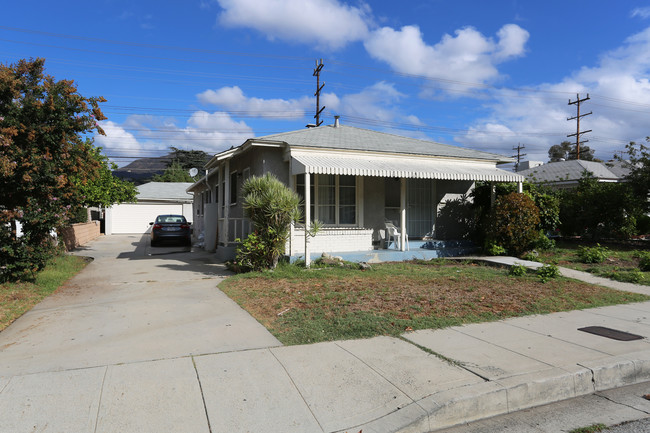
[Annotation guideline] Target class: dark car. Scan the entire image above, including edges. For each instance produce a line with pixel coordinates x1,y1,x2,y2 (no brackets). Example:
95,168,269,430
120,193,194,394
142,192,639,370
149,214,191,247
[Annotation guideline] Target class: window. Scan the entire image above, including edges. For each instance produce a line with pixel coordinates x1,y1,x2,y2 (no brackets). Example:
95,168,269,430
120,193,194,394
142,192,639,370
296,174,356,225
230,172,237,205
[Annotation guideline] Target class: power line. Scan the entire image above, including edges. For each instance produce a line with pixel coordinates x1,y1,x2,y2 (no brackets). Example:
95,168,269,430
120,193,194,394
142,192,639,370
567,93,592,160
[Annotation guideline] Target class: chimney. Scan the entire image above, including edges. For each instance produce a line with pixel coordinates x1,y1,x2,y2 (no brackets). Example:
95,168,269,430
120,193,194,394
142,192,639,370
334,115,340,127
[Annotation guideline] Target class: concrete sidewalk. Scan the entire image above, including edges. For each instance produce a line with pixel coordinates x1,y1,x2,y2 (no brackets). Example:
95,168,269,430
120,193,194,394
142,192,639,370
2,246,650,432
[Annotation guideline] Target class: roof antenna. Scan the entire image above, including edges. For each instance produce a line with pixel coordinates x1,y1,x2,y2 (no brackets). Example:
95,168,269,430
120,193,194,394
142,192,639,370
313,59,325,127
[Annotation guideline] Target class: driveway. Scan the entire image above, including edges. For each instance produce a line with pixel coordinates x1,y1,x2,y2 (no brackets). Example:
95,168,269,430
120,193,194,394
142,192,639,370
0,234,281,377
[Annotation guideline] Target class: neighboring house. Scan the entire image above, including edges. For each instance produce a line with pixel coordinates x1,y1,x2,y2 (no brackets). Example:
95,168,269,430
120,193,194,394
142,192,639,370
517,160,633,189
188,119,523,263
106,182,193,235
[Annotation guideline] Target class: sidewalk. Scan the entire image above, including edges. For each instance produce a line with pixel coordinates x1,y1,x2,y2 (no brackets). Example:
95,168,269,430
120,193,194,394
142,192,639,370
2,250,650,432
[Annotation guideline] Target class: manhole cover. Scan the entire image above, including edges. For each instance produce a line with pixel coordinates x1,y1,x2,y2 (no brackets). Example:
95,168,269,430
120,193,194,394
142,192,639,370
578,326,644,341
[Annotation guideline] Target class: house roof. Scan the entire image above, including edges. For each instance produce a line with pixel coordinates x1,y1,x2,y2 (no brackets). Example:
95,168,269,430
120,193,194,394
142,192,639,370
517,160,631,184
137,182,194,203
252,124,513,163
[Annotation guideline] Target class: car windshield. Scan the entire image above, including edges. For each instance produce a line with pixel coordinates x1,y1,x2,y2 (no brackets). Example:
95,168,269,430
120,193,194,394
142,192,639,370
156,215,186,224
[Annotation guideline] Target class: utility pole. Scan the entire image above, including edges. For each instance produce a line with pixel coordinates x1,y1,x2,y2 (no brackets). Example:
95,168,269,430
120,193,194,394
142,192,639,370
567,93,592,160
511,143,526,172
313,59,325,127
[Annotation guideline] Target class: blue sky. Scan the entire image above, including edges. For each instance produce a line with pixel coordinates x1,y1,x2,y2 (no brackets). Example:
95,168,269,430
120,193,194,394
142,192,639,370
3,1,650,168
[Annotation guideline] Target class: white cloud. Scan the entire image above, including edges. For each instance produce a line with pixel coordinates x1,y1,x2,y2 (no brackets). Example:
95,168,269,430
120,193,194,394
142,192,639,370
197,86,311,118
460,27,650,162
96,112,254,166
216,0,371,49
363,24,529,86
631,7,650,19
323,82,422,126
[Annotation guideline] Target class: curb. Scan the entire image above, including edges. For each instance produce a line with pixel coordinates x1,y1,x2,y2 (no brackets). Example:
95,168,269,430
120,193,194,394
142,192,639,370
339,351,650,433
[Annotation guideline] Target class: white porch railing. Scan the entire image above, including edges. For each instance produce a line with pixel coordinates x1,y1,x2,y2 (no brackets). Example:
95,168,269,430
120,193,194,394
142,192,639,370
219,217,253,243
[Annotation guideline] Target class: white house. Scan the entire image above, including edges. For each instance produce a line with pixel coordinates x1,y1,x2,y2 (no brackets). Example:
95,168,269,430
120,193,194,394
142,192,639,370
188,119,523,263
106,182,193,235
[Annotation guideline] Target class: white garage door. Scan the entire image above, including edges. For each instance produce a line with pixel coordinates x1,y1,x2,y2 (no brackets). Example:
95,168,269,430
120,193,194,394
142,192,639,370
110,204,184,234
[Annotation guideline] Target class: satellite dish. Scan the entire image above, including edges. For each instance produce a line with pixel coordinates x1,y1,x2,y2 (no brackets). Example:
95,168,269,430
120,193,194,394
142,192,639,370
189,168,199,177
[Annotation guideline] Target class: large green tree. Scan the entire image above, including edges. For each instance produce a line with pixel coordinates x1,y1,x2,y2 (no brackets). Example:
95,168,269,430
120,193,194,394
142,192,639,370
624,138,650,214
0,58,132,281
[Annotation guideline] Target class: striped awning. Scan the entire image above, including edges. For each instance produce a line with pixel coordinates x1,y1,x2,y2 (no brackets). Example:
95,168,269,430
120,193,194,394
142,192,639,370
291,153,523,182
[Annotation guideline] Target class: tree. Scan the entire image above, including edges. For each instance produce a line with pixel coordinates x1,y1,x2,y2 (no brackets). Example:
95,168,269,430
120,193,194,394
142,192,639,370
624,138,650,214
167,147,210,172
548,141,595,162
0,58,125,281
152,160,195,182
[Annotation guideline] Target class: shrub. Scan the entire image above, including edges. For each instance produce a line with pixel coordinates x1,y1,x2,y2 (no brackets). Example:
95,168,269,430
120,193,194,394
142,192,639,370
486,192,541,257
537,263,560,283
509,264,528,276
577,244,609,264
521,251,540,262
637,251,650,272
484,241,506,256
535,232,556,251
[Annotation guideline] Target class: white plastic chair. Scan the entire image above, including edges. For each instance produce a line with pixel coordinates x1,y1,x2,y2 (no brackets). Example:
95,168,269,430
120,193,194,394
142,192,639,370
385,221,409,250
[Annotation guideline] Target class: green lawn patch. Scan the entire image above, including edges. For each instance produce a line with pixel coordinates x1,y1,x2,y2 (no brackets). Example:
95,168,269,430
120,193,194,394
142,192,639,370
538,242,650,285
0,254,90,331
219,259,649,345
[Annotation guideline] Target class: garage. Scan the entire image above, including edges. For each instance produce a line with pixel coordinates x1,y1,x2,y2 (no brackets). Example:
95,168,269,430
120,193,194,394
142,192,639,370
106,182,194,235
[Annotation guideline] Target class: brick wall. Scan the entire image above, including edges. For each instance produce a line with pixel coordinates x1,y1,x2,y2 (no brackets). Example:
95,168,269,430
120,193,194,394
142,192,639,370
288,227,373,255
60,221,101,251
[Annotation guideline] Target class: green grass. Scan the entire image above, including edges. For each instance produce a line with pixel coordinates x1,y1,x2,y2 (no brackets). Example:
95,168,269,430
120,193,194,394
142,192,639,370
220,259,649,345
0,254,90,331
569,424,607,433
537,242,650,285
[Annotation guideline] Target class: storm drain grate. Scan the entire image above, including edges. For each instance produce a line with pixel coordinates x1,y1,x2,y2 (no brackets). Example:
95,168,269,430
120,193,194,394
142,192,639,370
578,326,644,341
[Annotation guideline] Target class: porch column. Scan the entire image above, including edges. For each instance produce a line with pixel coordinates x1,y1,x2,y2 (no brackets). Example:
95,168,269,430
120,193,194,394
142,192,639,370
223,160,230,246
304,172,311,267
400,177,407,252
517,181,523,193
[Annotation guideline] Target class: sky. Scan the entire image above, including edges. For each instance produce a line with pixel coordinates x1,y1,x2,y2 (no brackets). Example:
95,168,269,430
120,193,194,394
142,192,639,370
3,1,650,170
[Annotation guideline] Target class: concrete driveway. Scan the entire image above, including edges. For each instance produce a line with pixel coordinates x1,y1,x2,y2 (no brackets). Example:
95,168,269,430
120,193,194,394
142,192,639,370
0,234,281,377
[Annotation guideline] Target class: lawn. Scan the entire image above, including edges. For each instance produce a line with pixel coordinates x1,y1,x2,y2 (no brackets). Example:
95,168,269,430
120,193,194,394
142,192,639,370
0,254,91,331
536,242,650,285
219,259,649,345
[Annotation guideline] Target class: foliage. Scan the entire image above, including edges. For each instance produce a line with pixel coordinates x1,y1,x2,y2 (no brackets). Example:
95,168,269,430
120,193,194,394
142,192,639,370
486,192,541,257
152,160,195,182
577,244,610,264
521,251,540,262
537,263,560,283
0,58,116,281
75,146,136,206
508,264,528,276
235,173,308,271
167,147,210,173
558,173,642,239
535,232,556,250
435,195,476,240
637,251,650,272
471,182,559,249
623,138,650,214
484,241,506,256
548,140,595,162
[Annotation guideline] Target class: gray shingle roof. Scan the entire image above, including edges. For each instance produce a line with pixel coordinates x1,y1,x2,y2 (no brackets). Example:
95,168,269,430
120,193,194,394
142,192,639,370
254,125,513,162
518,160,629,184
137,182,194,202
